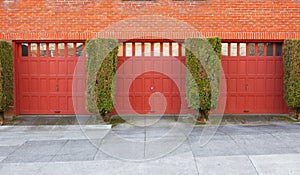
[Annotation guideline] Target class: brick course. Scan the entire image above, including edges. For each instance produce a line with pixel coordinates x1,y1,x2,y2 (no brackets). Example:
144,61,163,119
0,0,300,40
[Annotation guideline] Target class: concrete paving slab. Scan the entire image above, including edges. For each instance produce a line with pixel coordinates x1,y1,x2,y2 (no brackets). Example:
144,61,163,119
145,138,190,160
0,129,106,142
238,124,300,134
2,140,67,163
0,146,20,157
250,154,300,175
271,133,300,149
190,127,226,137
79,130,111,140
93,150,116,160
145,127,190,139
141,152,198,175
99,134,145,161
189,135,245,157
35,160,142,175
109,132,145,140
3,155,55,163
42,131,88,140
295,148,300,153
52,140,98,162
0,122,299,174
109,125,145,139
195,155,258,175
0,138,26,146
0,156,6,162
145,127,173,138
218,125,266,135
231,134,297,155
7,131,91,141
1,156,198,175
0,162,43,175
105,130,145,142
0,126,36,132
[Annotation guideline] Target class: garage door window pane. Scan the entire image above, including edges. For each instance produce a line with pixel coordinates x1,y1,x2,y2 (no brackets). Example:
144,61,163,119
49,43,56,57
58,43,64,56
30,43,37,57
221,43,228,56
22,43,28,57
172,43,178,56
76,43,83,57
144,43,151,56
267,43,273,56
239,43,246,56
258,43,264,56
154,43,160,56
163,43,169,56
181,43,185,56
135,43,142,56
249,43,255,56
67,43,74,56
40,43,46,57
230,43,237,56
276,43,282,56
126,43,132,56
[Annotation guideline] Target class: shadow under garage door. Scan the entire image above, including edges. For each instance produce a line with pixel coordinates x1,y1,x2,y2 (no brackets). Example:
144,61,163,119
16,41,87,115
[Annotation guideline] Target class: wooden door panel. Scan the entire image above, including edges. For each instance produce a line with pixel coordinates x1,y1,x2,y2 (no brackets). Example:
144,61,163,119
17,42,87,114
116,42,186,115
221,42,288,114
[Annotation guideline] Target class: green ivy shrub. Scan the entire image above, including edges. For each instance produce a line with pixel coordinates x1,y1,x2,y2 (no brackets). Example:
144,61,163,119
283,39,300,119
86,38,118,122
0,41,13,112
185,37,221,120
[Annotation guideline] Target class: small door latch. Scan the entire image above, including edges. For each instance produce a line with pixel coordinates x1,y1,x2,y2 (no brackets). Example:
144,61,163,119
245,84,248,91
56,84,59,92
150,86,154,90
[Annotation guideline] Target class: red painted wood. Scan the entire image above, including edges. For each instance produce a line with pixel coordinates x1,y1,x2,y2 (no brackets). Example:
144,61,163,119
16,41,288,115
221,43,289,114
128,71,181,114
16,42,87,115
115,42,188,115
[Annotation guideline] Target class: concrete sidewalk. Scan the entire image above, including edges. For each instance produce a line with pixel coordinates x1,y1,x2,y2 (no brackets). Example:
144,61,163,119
0,122,300,175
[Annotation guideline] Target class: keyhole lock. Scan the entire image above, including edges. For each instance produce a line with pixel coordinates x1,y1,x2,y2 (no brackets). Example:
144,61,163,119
56,84,59,92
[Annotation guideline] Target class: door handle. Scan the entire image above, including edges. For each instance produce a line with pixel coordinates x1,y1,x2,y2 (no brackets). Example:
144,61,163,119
56,84,59,92
245,84,248,91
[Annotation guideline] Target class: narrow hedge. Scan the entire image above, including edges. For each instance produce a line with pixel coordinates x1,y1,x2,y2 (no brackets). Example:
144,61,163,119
185,37,221,120
85,38,118,121
283,39,300,119
0,41,13,112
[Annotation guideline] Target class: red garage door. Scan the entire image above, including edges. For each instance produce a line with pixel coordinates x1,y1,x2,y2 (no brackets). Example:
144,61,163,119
114,41,189,115
16,42,87,114
221,42,289,114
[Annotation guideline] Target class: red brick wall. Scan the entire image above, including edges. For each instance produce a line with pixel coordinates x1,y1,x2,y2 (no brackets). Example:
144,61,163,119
1,0,300,40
